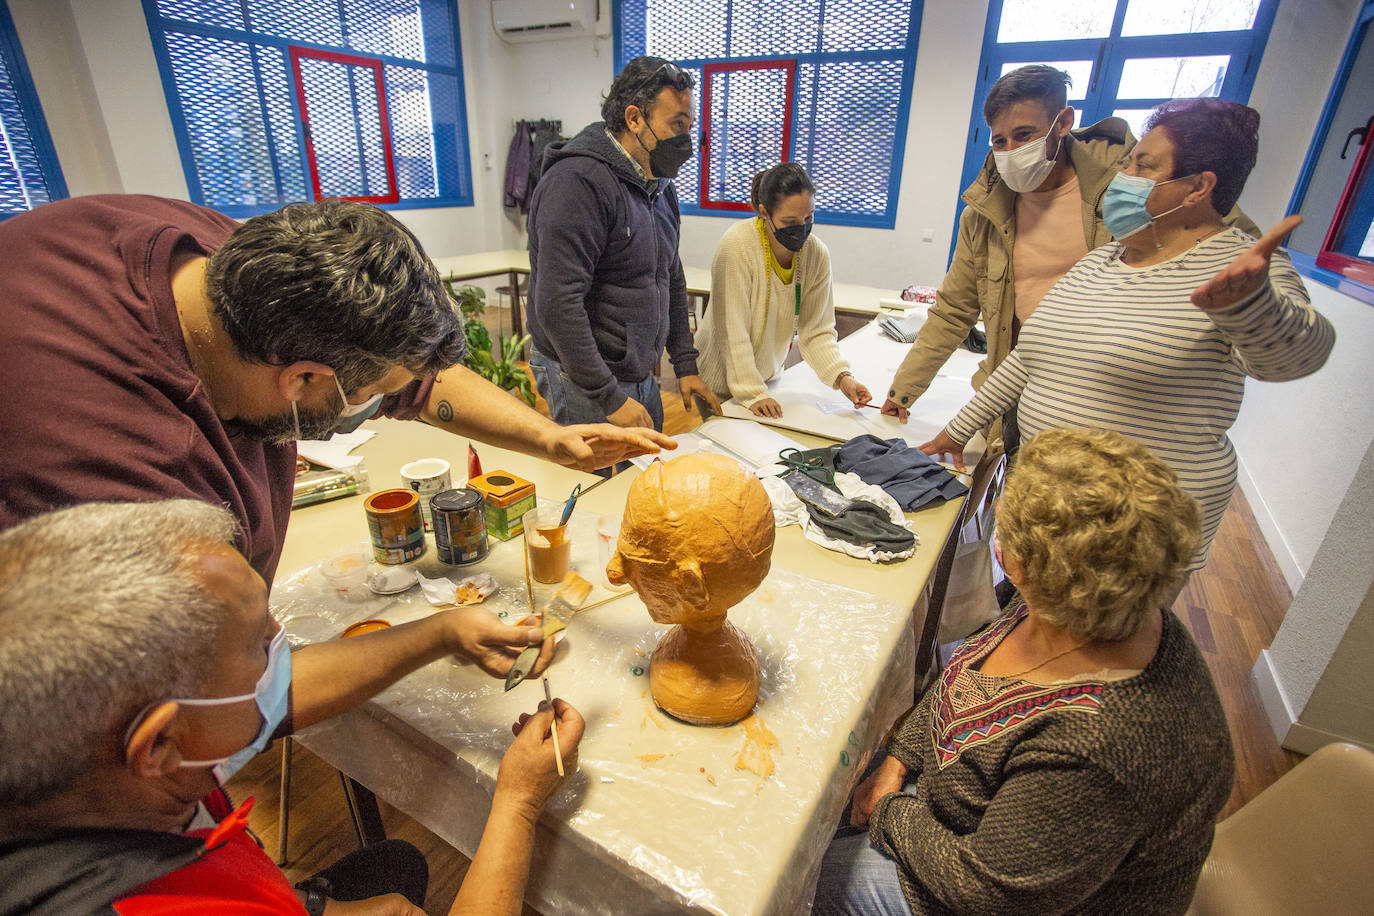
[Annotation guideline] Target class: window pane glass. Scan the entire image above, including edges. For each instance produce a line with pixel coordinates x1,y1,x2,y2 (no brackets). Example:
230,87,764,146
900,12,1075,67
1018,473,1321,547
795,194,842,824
1117,55,1229,100
1112,108,1153,139
997,0,1115,43
1121,0,1260,37
998,60,1093,100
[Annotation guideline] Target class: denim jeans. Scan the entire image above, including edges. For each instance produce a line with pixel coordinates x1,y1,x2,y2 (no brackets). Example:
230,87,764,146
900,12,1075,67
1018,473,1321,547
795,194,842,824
812,755,918,916
529,349,664,476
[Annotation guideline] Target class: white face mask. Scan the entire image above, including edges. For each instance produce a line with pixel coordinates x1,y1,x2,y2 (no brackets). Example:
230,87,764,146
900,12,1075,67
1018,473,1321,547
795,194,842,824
992,111,1067,193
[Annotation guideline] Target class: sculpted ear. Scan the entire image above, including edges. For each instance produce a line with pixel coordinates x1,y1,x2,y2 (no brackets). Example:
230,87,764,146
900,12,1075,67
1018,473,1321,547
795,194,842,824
674,558,710,608
606,551,628,587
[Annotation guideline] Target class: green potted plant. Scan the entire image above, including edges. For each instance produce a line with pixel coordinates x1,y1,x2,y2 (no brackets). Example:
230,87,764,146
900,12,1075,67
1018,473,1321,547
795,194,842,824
443,276,536,407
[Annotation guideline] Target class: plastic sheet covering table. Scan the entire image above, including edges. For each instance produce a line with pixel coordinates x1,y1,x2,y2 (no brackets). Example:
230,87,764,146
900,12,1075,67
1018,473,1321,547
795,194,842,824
276,511,914,915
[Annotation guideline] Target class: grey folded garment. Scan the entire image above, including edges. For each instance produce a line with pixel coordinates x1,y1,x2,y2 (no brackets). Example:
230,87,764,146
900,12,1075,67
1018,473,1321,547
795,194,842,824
805,499,916,555
878,312,924,343
834,434,968,511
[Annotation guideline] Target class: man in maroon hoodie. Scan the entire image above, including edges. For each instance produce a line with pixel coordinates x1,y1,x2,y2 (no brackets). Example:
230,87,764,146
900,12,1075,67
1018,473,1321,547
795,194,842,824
0,195,673,584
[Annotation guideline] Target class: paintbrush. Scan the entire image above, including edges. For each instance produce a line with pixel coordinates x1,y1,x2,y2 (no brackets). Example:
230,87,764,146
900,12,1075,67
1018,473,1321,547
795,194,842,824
544,677,564,777
504,572,593,691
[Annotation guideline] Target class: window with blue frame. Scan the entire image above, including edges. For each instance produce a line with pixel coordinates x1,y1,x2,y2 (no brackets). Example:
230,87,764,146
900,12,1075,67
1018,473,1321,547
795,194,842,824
956,0,1278,241
0,1,67,219
616,0,924,229
142,0,473,216
1287,0,1374,294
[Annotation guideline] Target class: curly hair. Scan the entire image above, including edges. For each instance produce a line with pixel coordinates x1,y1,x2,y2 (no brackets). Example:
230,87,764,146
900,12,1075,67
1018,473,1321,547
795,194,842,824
997,428,1200,640
1144,98,1260,216
601,56,696,134
206,199,465,393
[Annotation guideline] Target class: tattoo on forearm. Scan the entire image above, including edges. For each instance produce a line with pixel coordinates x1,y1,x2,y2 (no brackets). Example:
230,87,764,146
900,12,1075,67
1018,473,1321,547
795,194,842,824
436,399,454,423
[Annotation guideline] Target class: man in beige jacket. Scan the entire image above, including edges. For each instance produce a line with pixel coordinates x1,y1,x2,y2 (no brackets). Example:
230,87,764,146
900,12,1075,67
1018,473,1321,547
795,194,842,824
882,65,1258,447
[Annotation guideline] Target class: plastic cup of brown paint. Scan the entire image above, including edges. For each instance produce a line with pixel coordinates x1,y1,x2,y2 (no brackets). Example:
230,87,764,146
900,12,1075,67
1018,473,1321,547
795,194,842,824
523,504,572,584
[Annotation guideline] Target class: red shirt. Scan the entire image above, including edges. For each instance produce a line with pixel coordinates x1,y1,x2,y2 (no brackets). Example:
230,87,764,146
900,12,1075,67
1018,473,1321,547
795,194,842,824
0,195,432,584
113,798,307,915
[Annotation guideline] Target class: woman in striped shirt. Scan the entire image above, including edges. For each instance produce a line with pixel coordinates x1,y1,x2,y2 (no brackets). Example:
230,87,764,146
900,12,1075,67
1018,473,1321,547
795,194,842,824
920,99,1335,569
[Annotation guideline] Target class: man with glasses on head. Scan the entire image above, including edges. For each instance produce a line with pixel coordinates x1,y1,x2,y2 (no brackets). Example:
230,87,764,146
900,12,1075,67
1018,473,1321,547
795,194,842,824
0,196,674,585
525,56,721,460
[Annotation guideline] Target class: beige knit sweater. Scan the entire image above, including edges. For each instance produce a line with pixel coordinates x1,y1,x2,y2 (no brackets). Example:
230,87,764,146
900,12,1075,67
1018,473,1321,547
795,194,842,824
693,218,849,407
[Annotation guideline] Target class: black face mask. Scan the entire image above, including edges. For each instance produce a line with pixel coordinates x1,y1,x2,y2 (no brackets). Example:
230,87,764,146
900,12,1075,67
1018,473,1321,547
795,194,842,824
770,218,813,253
639,122,694,179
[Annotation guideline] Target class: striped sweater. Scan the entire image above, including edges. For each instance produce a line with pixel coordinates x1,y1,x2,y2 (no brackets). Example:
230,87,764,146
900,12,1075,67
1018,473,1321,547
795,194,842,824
945,228,1334,568
694,218,849,407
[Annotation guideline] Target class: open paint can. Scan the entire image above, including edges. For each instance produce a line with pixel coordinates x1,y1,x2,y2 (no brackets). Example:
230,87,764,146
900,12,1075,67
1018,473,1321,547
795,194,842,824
341,619,392,638
364,488,426,564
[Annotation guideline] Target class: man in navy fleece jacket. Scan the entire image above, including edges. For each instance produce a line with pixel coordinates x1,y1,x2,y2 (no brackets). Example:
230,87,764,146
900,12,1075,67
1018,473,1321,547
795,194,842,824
525,56,720,441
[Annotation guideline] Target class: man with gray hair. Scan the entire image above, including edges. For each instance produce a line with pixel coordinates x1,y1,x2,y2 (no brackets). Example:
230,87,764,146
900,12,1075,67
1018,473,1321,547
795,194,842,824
0,195,674,583
0,500,583,915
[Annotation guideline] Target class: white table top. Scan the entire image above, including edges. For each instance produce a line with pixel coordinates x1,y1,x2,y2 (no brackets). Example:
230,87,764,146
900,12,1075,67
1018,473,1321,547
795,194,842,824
720,319,985,451
277,417,963,914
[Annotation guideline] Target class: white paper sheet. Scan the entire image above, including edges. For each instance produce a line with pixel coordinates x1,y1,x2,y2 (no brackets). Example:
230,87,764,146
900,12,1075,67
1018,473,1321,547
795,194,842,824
296,429,376,468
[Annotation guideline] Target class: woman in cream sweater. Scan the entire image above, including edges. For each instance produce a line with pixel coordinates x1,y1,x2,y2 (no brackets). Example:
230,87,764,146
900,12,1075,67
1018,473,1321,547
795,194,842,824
693,163,871,418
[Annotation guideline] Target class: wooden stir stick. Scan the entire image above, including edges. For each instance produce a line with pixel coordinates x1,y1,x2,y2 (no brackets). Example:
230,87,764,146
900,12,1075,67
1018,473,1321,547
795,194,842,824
543,677,564,776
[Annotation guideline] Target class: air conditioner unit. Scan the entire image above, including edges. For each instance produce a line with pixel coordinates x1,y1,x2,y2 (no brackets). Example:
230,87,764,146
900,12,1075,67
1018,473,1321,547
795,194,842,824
492,0,608,43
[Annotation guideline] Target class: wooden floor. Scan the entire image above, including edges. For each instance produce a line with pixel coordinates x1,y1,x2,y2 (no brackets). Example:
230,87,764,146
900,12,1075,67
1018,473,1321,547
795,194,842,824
228,381,1302,911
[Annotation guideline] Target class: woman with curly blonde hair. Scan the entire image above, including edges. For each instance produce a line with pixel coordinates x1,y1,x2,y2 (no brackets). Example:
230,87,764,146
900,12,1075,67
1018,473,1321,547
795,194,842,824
815,427,1234,916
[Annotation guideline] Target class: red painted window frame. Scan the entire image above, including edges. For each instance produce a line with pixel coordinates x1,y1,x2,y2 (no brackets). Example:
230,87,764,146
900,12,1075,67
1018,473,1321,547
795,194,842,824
698,59,796,212
288,45,399,204
1316,118,1374,285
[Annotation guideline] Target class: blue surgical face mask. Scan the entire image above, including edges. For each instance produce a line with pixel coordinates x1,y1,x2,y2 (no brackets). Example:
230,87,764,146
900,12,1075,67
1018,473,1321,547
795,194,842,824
170,628,292,784
1101,172,1192,241
331,374,384,435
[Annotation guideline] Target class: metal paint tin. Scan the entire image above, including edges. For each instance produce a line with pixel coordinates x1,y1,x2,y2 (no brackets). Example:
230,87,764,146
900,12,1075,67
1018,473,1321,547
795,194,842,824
364,488,426,564
432,487,489,565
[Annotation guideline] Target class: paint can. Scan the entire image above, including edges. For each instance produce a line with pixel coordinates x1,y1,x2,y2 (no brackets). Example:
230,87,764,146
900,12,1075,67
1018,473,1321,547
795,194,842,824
364,488,426,564
432,487,489,565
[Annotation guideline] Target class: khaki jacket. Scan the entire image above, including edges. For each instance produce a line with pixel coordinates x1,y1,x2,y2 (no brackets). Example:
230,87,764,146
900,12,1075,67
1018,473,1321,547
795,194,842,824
888,118,1134,407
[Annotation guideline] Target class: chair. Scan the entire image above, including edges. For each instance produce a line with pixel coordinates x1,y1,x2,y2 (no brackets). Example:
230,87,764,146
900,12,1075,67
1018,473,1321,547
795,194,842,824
1186,741,1374,915
912,445,1007,696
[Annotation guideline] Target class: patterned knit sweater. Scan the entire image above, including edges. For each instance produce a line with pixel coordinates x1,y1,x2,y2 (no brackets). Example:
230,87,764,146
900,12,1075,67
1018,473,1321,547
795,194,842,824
693,217,849,407
870,602,1233,915
944,228,1334,569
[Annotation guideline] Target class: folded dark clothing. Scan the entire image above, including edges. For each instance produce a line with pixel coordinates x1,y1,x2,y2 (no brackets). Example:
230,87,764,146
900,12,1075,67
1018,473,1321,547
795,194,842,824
833,435,968,511
805,499,915,555
962,327,987,353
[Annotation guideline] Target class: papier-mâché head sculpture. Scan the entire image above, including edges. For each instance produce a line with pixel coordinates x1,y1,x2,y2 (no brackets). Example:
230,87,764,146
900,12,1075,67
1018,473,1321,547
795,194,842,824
607,453,774,725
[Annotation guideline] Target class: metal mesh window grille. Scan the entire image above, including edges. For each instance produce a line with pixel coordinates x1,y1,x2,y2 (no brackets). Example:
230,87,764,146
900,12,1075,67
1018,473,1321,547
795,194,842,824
292,49,398,202
618,0,922,228
146,0,470,214
701,62,794,211
0,5,64,217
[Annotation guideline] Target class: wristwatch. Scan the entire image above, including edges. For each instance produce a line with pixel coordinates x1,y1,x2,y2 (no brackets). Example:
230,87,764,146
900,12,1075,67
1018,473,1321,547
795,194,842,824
296,876,332,916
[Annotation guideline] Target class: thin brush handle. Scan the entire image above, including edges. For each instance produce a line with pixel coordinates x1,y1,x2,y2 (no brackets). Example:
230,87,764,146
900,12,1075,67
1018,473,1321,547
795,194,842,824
544,678,564,777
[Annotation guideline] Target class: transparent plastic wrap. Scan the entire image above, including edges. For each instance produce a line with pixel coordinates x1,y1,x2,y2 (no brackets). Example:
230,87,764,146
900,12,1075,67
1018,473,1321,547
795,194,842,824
275,510,915,915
